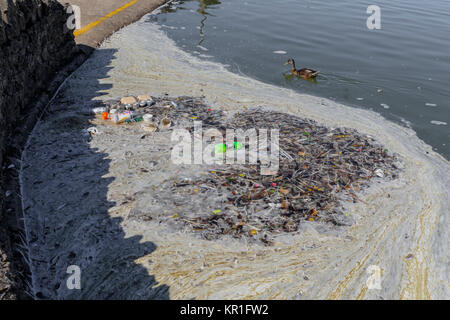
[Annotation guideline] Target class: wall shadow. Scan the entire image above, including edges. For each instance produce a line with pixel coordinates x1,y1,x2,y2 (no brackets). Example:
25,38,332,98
25,46,169,300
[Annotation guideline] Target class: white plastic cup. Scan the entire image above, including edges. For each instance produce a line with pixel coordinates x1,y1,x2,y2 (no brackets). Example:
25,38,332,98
143,114,153,123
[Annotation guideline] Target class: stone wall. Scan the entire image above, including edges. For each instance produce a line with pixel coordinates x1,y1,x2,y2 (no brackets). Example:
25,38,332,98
0,0,79,299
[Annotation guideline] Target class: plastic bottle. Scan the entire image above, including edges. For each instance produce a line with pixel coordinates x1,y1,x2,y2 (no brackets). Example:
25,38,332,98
112,110,134,123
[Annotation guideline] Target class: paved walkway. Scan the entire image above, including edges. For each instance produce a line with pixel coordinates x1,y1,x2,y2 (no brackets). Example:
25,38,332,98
58,0,167,48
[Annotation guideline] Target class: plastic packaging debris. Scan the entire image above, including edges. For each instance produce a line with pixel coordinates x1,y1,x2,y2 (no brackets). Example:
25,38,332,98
84,127,99,136
92,107,107,114
234,142,243,150
5,190,12,197
125,116,143,123
143,114,153,123
102,112,110,120
112,111,133,124
171,101,182,109
160,118,172,129
215,142,243,154
215,143,227,154
375,169,384,178
137,94,151,102
142,123,157,132
146,99,155,107
121,96,137,105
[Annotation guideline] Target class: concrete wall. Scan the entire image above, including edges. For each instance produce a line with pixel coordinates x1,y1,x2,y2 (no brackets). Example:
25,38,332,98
0,0,78,299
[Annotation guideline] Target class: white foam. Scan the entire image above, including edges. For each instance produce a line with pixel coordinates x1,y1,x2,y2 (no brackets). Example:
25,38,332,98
197,45,209,52
430,120,447,126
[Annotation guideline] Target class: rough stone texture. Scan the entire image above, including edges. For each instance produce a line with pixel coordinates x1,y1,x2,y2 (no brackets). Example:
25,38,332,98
0,0,78,299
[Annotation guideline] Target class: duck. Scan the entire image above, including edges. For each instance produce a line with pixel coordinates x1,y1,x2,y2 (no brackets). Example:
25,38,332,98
285,58,319,79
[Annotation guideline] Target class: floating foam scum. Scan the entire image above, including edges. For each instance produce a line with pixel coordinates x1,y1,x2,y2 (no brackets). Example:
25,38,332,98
21,15,449,299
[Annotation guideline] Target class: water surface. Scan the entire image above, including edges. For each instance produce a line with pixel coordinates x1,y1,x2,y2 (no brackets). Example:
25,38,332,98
150,0,450,159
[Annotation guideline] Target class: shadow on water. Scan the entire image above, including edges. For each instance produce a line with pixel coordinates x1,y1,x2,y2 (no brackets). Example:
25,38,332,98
25,46,169,300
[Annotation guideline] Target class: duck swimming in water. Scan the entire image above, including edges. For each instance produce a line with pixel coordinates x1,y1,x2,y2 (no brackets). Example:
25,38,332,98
285,58,319,79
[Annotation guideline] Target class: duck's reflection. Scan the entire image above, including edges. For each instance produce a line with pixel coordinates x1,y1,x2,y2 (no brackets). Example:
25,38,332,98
283,72,318,84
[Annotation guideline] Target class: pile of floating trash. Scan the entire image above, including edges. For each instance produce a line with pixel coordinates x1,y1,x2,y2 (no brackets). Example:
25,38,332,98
89,94,226,134
92,95,402,245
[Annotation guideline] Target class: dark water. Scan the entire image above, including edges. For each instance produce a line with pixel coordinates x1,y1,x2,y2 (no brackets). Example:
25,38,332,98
150,0,450,159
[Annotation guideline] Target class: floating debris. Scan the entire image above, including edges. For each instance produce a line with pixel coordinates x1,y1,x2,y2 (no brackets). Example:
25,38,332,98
140,103,401,244
84,127,100,136
375,169,384,178
93,95,401,244
430,120,447,126
160,118,172,129
400,118,412,128
92,107,107,114
137,94,151,102
197,45,209,52
143,114,153,122
120,96,137,105
425,103,437,107
142,123,157,132
380,103,390,109
405,253,414,260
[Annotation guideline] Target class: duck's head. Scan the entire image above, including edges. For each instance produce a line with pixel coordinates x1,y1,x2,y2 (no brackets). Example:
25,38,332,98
285,58,295,65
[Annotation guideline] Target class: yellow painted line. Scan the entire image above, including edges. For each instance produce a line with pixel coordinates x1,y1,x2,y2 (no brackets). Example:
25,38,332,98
74,0,139,37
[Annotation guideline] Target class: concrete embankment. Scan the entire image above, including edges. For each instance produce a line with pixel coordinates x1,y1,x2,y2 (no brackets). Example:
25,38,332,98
0,0,167,300
0,0,78,299
59,0,168,49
